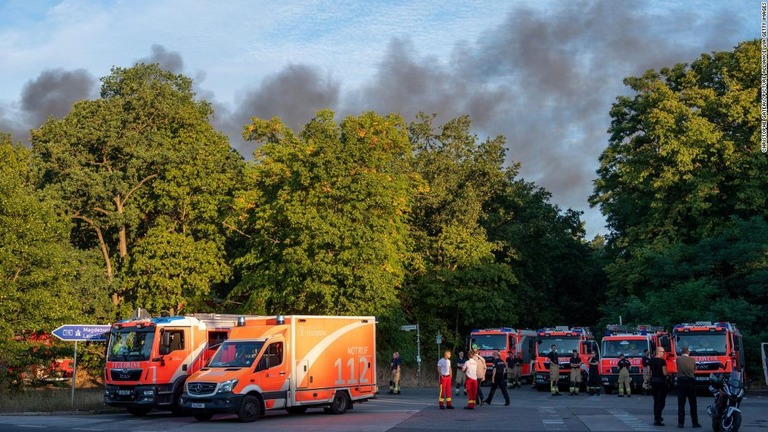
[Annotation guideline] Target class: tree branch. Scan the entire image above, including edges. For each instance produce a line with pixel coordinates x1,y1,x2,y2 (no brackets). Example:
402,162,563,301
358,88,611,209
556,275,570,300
121,174,158,207
223,220,252,239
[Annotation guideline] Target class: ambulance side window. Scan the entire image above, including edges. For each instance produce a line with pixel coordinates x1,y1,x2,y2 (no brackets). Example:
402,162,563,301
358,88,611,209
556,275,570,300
258,342,284,370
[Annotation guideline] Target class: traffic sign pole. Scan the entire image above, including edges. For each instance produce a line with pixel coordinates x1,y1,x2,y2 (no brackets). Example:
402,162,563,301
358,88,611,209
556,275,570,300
71,341,77,408
51,324,110,410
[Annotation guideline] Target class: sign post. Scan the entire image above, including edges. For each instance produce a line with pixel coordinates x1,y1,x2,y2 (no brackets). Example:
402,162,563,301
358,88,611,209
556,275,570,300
400,324,421,386
52,324,111,408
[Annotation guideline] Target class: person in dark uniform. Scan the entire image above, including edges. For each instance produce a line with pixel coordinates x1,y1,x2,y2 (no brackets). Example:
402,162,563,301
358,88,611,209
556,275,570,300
650,347,669,426
617,353,632,397
547,344,562,396
641,349,651,395
506,352,522,388
485,351,510,405
569,349,583,395
587,351,601,395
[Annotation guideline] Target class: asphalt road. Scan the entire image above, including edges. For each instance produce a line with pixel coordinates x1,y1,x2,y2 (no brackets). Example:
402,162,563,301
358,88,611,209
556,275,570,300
1,386,767,432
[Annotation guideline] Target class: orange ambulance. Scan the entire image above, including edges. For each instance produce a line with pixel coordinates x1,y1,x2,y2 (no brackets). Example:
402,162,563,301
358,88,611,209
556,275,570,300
181,315,377,422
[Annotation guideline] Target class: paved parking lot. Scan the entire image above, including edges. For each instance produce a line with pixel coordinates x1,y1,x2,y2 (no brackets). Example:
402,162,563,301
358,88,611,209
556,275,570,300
1,386,766,431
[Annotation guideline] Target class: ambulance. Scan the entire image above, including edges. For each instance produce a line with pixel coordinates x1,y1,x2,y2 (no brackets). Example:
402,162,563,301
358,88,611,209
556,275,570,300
104,313,249,415
181,315,377,422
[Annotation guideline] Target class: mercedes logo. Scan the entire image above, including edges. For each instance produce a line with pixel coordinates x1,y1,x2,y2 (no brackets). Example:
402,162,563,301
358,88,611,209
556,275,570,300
190,384,203,392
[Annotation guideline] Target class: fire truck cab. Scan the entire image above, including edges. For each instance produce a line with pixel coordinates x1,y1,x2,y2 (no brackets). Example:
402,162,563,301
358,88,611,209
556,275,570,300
599,324,673,394
672,321,744,386
104,313,250,415
533,326,599,391
470,327,537,384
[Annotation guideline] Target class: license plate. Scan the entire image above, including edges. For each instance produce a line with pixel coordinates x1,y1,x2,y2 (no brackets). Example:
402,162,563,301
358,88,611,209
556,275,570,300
117,390,132,396
191,403,205,409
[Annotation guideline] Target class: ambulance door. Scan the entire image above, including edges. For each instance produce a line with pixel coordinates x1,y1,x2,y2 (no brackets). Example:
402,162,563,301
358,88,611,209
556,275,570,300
255,341,287,409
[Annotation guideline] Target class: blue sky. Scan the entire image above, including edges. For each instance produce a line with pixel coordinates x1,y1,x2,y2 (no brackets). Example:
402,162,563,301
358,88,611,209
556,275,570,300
0,0,757,238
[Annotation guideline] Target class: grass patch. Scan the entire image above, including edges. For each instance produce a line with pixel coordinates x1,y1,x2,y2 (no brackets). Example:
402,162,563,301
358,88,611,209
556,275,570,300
0,388,107,413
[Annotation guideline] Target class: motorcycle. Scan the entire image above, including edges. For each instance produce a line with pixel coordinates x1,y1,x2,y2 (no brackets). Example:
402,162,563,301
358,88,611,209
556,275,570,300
707,371,745,432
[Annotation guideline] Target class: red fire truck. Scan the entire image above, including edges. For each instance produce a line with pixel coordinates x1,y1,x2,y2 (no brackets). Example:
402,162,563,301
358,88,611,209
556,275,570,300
103,313,259,415
599,325,674,394
672,321,744,386
470,327,537,383
533,326,599,391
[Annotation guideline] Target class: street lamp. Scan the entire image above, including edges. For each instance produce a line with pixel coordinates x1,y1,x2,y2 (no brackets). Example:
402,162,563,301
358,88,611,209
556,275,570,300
400,324,421,386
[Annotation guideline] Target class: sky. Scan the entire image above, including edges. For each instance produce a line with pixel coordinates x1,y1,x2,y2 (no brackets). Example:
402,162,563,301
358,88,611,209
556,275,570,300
0,0,758,238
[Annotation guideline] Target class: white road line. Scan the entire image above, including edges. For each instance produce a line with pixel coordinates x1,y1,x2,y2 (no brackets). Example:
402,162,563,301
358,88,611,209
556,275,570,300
609,409,655,431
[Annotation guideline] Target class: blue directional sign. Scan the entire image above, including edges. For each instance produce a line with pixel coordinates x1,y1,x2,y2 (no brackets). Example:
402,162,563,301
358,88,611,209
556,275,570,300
52,324,111,342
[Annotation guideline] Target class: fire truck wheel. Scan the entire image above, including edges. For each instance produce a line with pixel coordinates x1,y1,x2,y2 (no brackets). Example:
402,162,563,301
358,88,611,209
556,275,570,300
237,395,262,422
328,391,350,415
193,411,213,421
126,407,151,416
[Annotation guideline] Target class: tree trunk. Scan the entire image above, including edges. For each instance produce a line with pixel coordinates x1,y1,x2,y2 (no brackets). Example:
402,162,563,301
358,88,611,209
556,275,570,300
115,195,128,258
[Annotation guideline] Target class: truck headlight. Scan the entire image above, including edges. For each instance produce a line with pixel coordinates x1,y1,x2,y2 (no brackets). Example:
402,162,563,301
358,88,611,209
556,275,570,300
218,379,238,393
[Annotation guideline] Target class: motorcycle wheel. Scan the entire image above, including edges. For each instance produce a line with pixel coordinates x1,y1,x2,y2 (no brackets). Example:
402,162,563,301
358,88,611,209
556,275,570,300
721,411,742,432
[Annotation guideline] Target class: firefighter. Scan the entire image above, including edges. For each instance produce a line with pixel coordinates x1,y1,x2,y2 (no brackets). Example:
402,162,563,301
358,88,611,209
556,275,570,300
641,349,651,395
617,353,631,397
506,352,522,389
485,351,510,405
462,349,479,409
547,344,562,396
569,349,582,395
437,349,454,409
389,351,401,394
455,350,467,395
587,351,601,395
650,346,669,426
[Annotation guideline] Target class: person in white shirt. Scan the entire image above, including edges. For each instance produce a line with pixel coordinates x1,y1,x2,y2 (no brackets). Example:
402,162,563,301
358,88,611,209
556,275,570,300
462,349,479,409
436,350,454,409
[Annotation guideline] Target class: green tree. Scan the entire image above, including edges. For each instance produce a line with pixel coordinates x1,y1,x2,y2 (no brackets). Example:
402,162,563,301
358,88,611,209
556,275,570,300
230,110,421,316
31,64,242,314
0,133,109,384
592,40,766,373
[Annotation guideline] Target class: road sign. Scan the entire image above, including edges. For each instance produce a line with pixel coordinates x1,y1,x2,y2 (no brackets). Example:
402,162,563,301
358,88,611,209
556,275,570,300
52,324,111,342
436,332,442,344
400,325,418,331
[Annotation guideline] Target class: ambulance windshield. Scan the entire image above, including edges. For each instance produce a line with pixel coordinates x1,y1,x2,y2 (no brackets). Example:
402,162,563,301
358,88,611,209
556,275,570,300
209,341,264,368
108,329,155,361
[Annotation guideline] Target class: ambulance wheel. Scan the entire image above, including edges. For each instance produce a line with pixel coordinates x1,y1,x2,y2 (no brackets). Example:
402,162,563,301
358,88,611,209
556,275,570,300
328,391,350,415
237,395,262,422
126,407,151,416
193,411,213,421
286,406,308,415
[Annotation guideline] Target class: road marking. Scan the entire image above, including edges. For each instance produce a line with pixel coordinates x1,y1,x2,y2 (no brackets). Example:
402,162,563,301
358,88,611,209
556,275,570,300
539,407,566,430
609,409,655,431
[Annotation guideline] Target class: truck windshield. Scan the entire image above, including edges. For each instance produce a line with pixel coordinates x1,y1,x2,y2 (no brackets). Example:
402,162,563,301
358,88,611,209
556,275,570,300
676,333,727,356
472,334,507,350
602,340,648,358
538,337,579,356
107,329,155,361
209,341,264,368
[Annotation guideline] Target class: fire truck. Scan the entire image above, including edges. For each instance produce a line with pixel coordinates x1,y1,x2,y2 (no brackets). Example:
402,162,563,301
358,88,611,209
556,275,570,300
103,313,254,415
672,321,744,386
469,327,537,383
533,326,599,391
599,324,673,394
181,315,376,422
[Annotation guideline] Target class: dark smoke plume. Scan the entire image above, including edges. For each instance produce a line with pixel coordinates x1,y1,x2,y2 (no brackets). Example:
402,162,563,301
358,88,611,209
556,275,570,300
20,68,97,130
139,44,184,74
